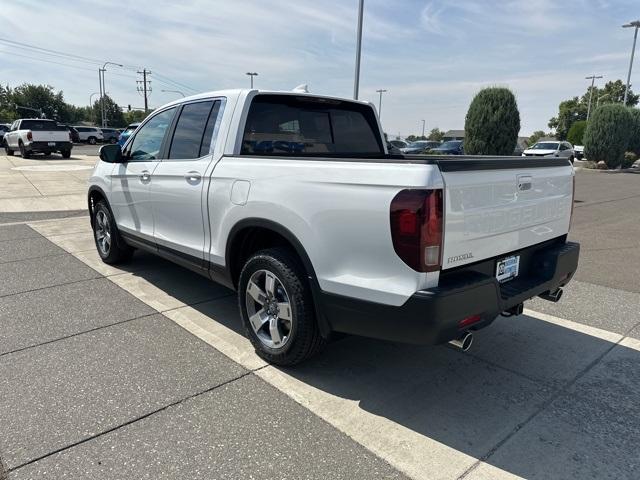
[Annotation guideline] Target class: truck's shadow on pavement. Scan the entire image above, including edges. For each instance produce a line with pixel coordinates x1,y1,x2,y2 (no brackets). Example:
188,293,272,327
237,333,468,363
128,251,640,480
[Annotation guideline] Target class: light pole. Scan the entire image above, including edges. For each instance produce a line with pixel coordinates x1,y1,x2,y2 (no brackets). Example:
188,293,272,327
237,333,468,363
585,74,603,121
353,0,364,99
100,62,123,127
623,20,640,105
376,89,387,119
246,72,258,88
161,89,185,98
421,119,426,138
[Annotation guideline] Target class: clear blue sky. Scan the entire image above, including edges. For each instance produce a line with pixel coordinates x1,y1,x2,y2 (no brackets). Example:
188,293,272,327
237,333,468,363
1,0,638,136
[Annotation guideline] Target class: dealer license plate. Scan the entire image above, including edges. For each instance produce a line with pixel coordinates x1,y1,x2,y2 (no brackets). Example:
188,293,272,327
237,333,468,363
496,255,520,283
48,142,56,146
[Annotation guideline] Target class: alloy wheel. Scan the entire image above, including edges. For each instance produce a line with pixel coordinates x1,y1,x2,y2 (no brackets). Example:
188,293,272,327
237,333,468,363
94,210,112,255
245,269,293,349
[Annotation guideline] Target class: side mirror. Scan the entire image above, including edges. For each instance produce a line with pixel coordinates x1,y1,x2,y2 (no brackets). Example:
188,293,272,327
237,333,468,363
99,144,124,163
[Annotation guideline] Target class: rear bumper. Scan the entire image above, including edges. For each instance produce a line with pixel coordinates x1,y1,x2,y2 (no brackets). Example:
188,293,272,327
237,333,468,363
27,141,72,152
321,240,580,345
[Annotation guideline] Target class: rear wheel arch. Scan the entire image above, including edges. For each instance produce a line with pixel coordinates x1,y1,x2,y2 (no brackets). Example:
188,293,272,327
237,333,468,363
226,219,331,337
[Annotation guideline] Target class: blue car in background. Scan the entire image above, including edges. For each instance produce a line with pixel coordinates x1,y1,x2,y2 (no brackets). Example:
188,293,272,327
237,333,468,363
431,140,464,155
117,123,140,147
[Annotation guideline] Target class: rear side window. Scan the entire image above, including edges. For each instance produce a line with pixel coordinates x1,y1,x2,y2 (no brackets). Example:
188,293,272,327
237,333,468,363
241,95,383,156
168,101,214,159
21,120,65,131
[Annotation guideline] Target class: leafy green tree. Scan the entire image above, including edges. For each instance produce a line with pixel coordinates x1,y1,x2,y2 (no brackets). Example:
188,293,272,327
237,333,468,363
549,80,638,140
123,110,150,124
10,83,69,121
548,97,586,140
627,108,640,156
427,128,444,141
583,104,633,168
91,95,125,127
405,134,418,142
528,130,548,145
464,87,520,155
567,120,587,146
0,84,17,122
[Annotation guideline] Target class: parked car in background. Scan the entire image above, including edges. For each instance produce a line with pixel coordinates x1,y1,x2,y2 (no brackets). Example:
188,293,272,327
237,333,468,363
74,126,103,144
59,124,80,143
522,141,574,162
0,123,10,143
100,128,120,144
89,89,578,366
117,123,139,147
401,140,442,154
3,118,73,158
574,145,584,160
389,139,408,149
430,140,464,155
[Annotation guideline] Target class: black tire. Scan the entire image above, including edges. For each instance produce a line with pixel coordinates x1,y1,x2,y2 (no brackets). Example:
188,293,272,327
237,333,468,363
238,248,326,366
88,136,97,145
4,142,14,156
92,200,133,264
18,142,30,159
61,149,71,159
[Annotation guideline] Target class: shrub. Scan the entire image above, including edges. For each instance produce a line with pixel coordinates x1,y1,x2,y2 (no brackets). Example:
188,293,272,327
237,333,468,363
567,120,587,146
464,87,520,155
627,108,640,155
583,104,632,168
623,151,637,169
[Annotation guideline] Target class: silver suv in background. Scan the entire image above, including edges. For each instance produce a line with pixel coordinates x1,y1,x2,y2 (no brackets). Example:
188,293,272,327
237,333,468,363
100,128,120,144
74,126,103,144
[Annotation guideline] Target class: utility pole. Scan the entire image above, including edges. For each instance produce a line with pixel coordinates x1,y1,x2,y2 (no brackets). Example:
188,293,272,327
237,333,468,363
353,0,364,99
100,62,123,127
421,119,426,138
623,20,640,106
98,69,103,125
585,74,603,121
137,69,152,113
246,72,258,88
376,89,387,119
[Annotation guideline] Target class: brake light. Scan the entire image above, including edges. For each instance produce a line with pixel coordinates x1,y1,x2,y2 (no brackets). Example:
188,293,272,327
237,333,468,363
569,175,575,230
26,130,33,141
390,189,443,272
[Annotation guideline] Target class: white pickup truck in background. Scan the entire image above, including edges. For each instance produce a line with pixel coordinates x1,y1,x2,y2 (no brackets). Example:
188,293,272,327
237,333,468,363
88,89,580,365
3,118,73,158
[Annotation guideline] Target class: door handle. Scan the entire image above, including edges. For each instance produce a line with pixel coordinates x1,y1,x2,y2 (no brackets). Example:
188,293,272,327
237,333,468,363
139,170,151,181
185,171,202,183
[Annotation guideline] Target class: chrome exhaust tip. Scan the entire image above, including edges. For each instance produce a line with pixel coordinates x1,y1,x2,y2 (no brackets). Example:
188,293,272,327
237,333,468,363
448,332,473,352
539,288,563,303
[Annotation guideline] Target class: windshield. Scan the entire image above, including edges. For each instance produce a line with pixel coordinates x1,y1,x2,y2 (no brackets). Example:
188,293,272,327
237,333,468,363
531,142,559,150
439,141,461,149
21,120,66,131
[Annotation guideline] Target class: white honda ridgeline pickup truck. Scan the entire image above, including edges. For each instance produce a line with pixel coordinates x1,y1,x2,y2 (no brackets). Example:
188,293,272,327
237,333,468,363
89,89,579,365
4,118,73,158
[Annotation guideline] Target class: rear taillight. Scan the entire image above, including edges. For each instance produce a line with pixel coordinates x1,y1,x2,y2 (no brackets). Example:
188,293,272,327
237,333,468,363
26,130,33,141
390,189,443,272
569,175,575,229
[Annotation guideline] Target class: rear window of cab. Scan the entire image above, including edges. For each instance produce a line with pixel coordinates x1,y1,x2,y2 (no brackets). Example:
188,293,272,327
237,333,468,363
241,94,383,157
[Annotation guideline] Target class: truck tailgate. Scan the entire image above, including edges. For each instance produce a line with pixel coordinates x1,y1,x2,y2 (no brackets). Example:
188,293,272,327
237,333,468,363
32,130,70,142
439,158,573,270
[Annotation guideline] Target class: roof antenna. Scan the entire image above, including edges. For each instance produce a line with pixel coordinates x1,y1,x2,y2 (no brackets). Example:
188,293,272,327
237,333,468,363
292,84,309,93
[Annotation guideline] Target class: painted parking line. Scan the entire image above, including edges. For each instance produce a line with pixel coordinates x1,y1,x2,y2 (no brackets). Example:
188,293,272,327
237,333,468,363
30,217,638,480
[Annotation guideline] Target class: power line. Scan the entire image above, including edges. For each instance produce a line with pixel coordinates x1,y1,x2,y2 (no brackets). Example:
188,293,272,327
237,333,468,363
0,37,198,94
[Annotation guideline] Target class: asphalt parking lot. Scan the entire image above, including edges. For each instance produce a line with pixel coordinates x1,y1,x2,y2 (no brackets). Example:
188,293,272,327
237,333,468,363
1,153,639,479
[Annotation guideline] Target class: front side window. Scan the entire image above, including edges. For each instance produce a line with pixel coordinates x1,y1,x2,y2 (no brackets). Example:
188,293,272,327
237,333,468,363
127,107,176,161
241,95,383,156
168,100,217,159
